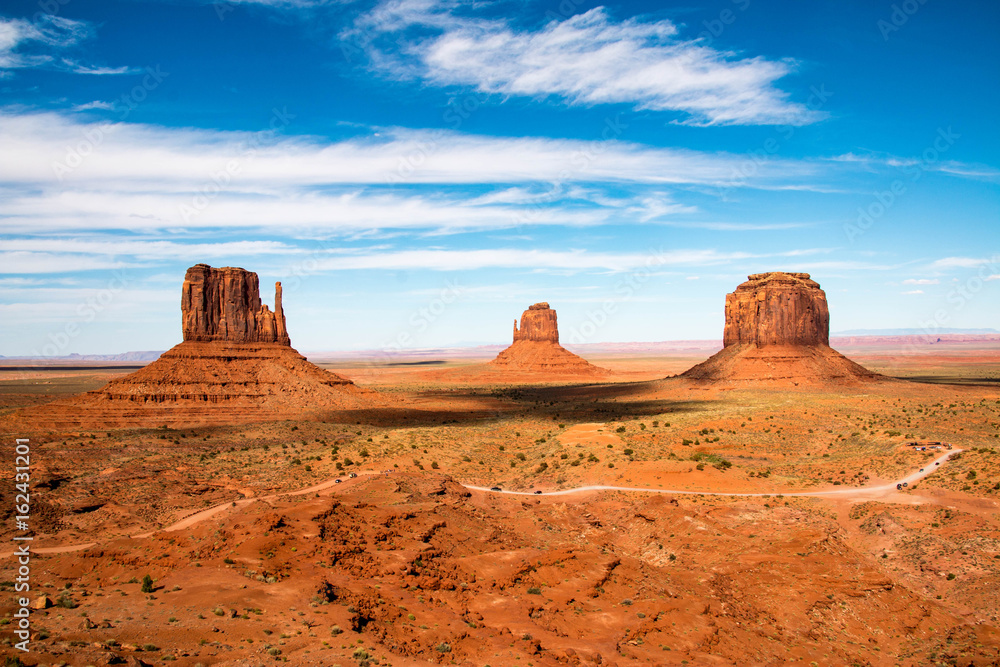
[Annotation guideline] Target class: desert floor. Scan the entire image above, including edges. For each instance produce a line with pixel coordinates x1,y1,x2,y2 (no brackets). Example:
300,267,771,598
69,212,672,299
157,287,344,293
1,342,999,666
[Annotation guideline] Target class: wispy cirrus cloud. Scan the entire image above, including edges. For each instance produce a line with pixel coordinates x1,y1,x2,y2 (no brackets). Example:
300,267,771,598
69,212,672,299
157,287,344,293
0,108,828,237
828,151,1000,183
349,3,822,126
0,15,134,75
0,109,819,188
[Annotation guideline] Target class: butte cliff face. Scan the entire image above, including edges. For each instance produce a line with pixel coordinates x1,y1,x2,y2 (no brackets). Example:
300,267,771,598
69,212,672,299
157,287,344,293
490,303,607,375
181,264,290,345
17,264,376,429
512,302,560,343
723,272,829,348
682,272,881,386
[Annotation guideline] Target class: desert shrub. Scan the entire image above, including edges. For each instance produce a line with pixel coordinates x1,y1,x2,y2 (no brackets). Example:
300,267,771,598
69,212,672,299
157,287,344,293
623,448,634,456
140,575,154,593
431,461,439,469
527,587,541,595
536,462,548,474
616,426,626,433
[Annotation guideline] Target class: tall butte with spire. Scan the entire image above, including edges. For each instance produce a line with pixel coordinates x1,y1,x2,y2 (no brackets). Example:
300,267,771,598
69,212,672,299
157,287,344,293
681,272,882,385
17,264,374,429
488,302,608,375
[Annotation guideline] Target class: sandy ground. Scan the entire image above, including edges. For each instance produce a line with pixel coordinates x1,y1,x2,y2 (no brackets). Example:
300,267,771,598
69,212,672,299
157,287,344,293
0,343,999,665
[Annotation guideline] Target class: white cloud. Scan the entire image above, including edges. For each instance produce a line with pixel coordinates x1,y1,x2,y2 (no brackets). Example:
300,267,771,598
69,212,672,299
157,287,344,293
73,100,116,111
353,5,821,126
0,110,818,189
828,152,1000,183
0,15,131,75
902,289,924,295
312,247,756,272
986,274,1000,281
930,256,1000,270
902,278,939,285
0,239,300,259
0,109,833,236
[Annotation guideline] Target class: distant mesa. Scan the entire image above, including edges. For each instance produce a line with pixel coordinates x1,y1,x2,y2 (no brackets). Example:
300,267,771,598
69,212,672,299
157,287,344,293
15,264,376,429
489,302,608,375
681,272,883,386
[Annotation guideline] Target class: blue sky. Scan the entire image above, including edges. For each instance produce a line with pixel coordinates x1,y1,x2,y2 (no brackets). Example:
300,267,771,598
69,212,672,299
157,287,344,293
1,0,998,355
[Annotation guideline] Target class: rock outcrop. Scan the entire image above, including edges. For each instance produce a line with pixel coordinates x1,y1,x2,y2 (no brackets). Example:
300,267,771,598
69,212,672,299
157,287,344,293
512,302,559,343
16,264,378,429
181,264,290,344
490,303,608,375
723,272,829,347
681,272,882,386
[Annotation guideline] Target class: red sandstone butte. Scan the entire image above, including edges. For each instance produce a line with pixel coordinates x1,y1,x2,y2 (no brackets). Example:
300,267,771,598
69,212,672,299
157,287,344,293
682,272,882,386
490,303,608,375
181,263,290,345
14,264,376,429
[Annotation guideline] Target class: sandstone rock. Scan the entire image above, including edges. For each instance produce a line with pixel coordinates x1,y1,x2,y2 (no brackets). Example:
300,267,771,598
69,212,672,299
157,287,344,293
681,272,882,386
512,302,559,343
31,595,52,609
181,264,289,345
490,303,608,375
723,272,829,347
14,263,383,429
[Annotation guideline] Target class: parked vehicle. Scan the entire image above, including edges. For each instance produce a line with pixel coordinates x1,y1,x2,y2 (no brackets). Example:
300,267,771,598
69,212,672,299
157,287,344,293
533,490,542,495
490,486,502,492
896,483,902,490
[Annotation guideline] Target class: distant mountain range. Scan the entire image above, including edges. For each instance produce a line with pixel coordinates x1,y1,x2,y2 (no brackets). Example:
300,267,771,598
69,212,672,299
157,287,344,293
833,328,999,336
2,329,999,362
0,351,165,362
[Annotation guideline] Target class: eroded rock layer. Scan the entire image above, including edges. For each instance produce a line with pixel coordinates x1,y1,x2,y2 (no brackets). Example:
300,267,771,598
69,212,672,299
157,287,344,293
14,264,377,429
724,272,829,347
490,303,607,375
682,272,882,386
182,263,290,344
